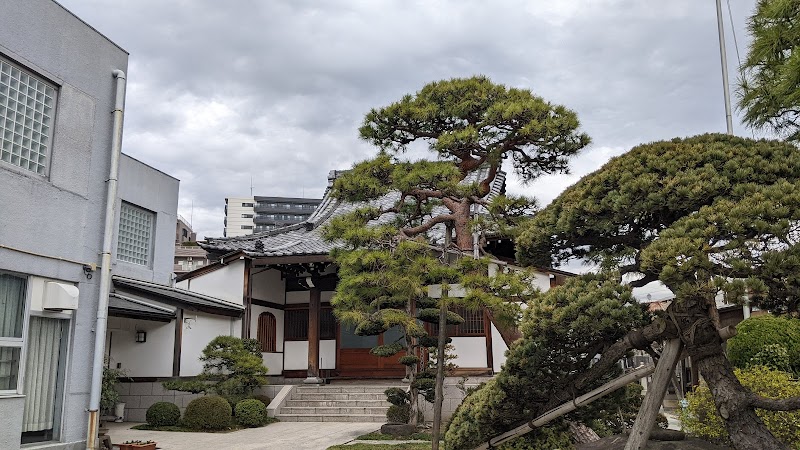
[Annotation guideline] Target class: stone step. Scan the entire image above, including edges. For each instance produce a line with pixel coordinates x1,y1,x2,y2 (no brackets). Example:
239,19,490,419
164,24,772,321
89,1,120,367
285,399,389,407
295,386,403,394
292,392,386,401
277,414,388,423
280,406,389,415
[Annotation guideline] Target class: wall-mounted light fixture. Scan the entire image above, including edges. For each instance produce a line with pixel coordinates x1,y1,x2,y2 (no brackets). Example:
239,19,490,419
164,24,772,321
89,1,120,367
135,330,147,343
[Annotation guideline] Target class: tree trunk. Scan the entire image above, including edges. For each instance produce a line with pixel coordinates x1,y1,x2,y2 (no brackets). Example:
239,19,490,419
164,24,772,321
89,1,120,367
432,293,448,450
669,292,789,450
432,224,452,450
451,200,472,251
406,331,419,427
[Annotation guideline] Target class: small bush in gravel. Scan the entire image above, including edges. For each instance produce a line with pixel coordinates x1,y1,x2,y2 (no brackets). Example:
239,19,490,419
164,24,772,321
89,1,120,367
235,398,268,427
386,404,411,424
145,401,181,427
182,395,232,430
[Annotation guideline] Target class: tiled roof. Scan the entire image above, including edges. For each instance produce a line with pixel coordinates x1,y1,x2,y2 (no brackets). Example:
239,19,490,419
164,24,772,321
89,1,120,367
109,293,177,321
202,167,506,258
112,276,244,313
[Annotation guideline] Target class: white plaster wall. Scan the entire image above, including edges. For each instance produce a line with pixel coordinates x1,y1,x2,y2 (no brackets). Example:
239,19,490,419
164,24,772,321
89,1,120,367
286,291,308,304
106,316,175,377
183,259,245,305
532,271,551,292
250,304,285,374
262,353,283,374
251,269,285,303
284,340,336,370
250,305,285,351
180,312,238,376
491,323,509,372
450,336,488,368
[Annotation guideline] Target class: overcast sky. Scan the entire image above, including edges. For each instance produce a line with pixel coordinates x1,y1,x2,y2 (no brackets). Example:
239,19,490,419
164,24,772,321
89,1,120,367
59,1,762,289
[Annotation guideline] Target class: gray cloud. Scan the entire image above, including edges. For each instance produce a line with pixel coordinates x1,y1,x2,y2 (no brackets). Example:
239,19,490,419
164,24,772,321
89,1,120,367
59,0,758,240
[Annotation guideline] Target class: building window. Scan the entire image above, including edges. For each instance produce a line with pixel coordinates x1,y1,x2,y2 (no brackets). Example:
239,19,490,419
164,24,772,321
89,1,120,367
285,307,336,341
0,273,26,394
241,214,253,218
241,225,253,230
0,57,57,176
257,312,277,352
117,202,155,266
430,306,485,337
242,202,254,207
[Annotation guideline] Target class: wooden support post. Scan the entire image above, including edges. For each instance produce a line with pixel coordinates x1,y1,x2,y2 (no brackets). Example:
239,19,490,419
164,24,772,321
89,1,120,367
624,338,683,450
242,258,252,339
172,308,183,377
305,286,322,384
472,364,656,450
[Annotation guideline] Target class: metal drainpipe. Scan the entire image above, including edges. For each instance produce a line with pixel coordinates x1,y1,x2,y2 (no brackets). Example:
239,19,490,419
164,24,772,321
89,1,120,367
86,69,126,450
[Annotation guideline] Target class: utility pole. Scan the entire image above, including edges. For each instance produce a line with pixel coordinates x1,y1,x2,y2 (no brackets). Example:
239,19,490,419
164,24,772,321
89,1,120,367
716,0,734,135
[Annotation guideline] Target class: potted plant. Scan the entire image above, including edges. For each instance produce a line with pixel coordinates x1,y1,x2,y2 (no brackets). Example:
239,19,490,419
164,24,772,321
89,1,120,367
101,361,127,421
117,440,156,450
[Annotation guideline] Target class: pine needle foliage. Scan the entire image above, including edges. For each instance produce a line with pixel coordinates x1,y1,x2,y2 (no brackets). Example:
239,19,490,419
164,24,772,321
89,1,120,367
323,77,587,434
739,0,800,140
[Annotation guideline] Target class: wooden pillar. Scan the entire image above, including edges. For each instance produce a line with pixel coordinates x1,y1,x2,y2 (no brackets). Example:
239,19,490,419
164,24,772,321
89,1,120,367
172,308,183,377
625,338,683,450
305,286,322,383
242,259,252,338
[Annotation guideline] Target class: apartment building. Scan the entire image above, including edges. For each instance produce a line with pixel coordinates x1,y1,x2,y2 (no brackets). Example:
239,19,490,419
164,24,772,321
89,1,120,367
223,196,321,237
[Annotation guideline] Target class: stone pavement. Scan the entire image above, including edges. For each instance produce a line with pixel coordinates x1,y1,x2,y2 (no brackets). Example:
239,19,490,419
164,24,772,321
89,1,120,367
106,421,380,449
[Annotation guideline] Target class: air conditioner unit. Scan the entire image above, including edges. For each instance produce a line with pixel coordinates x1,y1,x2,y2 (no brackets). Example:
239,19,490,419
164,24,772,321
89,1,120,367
43,282,79,311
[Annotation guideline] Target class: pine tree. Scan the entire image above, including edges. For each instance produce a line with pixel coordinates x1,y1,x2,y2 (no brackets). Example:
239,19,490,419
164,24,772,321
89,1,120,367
323,76,589,446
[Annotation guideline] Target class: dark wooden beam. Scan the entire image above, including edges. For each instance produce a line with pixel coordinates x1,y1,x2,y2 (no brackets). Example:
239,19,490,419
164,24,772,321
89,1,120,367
306,287,321,382
251,298,286,310
173,308,183,377
242,258,252,339
484,309,494,372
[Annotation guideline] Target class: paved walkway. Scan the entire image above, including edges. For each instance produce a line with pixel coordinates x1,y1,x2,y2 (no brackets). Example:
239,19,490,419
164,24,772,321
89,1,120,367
106,422,380,450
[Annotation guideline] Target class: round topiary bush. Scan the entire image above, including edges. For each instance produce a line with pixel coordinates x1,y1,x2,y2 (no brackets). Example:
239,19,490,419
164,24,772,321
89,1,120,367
182,395,232,430
386,404,411,424
145,401,180,427
726,315,800,376
234,398,269,427
251,394,272,408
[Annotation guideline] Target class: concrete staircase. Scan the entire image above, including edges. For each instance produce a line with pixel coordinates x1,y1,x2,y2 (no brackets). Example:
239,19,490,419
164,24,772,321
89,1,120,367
276,385,402,422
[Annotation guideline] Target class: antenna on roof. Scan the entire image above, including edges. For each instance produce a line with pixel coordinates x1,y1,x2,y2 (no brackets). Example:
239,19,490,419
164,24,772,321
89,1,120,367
250,175,254,197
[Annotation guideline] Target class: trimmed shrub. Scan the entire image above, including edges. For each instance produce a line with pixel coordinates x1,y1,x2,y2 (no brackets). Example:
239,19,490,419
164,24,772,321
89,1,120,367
251,394,272,408
384,387,409,406
386,404,411,424
680,366,800,447
726,315,800,376
182,395,232,430
234,398,269,427
145,402,180,427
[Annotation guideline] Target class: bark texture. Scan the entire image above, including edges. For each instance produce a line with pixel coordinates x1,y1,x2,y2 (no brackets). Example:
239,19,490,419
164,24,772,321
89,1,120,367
669,293,790,450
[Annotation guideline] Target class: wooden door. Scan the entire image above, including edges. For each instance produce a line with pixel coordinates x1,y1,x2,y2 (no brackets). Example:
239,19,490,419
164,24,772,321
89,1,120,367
337,325,405,377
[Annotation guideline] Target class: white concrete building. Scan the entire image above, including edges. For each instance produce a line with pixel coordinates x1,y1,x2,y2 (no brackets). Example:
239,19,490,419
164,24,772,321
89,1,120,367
223,197,256,237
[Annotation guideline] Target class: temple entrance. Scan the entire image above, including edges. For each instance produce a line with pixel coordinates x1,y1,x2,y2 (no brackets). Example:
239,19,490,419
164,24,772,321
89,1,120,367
337,324,405,377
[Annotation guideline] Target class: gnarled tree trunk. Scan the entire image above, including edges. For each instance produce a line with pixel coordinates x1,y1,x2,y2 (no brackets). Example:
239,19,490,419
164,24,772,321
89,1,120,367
669,293,789,450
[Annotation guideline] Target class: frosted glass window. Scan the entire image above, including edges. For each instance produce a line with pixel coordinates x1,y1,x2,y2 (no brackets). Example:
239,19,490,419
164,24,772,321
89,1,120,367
0,273,26,394
0,57,56,176
117,202,155,266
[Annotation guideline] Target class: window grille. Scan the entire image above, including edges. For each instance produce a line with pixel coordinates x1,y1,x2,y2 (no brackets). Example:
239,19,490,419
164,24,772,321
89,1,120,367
430,306,485,337
284,308,336,341
257,312,277,352
0,57,56,176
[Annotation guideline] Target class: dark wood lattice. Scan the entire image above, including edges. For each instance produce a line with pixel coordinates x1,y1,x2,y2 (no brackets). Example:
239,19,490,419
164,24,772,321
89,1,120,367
257,312,277,352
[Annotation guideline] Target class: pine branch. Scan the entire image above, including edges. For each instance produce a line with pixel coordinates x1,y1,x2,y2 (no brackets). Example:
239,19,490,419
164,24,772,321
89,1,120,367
748,394,800,411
